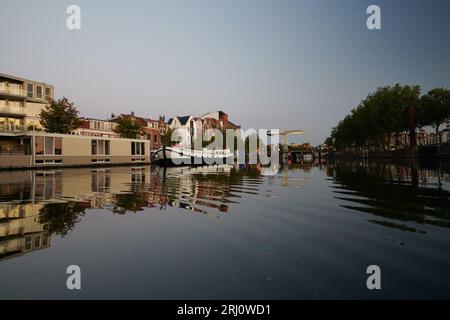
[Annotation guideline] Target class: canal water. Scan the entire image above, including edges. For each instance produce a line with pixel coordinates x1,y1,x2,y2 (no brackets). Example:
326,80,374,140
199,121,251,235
0,161,449,299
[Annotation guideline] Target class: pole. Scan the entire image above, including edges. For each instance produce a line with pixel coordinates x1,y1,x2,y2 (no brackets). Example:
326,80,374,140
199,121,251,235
408,106,416,157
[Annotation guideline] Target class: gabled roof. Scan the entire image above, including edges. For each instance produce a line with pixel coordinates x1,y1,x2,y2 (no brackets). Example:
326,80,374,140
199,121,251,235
177,116,191,125
227,120,241,129
167,118,174,125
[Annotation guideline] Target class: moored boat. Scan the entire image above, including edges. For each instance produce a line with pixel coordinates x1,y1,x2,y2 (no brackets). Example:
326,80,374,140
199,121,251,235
153,146,234,166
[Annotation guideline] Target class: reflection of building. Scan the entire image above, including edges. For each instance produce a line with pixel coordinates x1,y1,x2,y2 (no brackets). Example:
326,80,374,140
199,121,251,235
0,202,51,261
0,73,54,131
0,164,251,262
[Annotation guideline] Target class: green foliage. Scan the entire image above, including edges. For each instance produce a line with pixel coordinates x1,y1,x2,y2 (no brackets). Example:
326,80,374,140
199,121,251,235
113,116,142,139
160,127,181,146
330,84,423,150
112,192,149,214
39,97,82,134
417,88,450,134
38,202,86,237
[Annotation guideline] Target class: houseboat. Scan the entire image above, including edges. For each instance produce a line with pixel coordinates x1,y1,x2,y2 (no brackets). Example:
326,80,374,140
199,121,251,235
0,131,150,169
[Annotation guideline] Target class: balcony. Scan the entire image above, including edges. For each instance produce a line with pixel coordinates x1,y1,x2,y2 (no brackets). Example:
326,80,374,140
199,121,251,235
0,84,26,99
0,101,26,117
0,124,27,134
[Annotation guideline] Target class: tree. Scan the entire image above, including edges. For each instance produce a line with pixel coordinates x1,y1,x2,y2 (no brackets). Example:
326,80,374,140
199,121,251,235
112,192,149,214
113,115,142,139
418,88,450,135
331,84,421,151
39,202,86,237
160,127,181,147
39,97,82,133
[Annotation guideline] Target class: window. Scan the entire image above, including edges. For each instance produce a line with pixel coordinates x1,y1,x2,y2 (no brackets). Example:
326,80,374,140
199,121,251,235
154,135,157,143
36,137,59,156
44,137,53,155
35,137,44,156
98,140,104,155
131,142,145,156
92,139,110,155
91,140,98,155
105,140,110,155
36,85,43,99
42,234,49,247
55,138,62,155
24,236,33,251
34,235,41,249
27,83,33,98
45,87,52,100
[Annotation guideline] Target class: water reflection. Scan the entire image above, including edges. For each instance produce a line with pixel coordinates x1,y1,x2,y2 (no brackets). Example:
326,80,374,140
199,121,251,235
2,161,450,266
0,165,263,261
327,161,450,233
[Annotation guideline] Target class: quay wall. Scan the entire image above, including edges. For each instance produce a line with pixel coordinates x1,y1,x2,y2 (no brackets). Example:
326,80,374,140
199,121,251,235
330,142,450,161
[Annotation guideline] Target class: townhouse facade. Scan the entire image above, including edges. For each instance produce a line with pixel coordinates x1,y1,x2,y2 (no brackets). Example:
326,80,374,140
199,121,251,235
76,117,119,138
168,111,241,147
110,112,165,150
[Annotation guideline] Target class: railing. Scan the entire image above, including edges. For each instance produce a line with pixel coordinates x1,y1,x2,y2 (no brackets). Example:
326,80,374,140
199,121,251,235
0,150,27,156
0,102,26,116
0,124,27,133
0,84,25,97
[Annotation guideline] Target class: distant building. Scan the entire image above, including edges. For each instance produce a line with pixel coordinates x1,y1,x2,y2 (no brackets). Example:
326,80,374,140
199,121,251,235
201,111,241,130
0,73,54,131
76,117,119,138
168,111,241,148
201,111,241,141
167,115,196,147
145,116,166,150
110,112,165,150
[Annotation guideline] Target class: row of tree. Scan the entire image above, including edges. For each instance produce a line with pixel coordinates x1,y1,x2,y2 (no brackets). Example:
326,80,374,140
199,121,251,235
326,85,450,150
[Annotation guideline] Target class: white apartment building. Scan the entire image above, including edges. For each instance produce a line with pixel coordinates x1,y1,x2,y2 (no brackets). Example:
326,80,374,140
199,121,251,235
0,73,54,131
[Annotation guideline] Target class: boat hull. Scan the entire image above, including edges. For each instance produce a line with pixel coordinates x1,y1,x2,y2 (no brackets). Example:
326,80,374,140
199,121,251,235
153,147,234,166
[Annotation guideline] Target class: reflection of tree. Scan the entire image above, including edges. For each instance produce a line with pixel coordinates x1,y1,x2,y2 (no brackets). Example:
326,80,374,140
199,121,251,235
39,202,86,237
112,192,149,214
329,162,450,232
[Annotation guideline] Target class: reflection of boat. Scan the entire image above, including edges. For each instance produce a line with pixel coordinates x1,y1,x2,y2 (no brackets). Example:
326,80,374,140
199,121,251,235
155,164,233,177
260,163,280,176
153,146,234,166
303,153,314,162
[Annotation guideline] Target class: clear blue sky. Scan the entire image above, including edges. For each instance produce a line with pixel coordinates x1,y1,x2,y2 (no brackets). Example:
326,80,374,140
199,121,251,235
1,0,449,144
